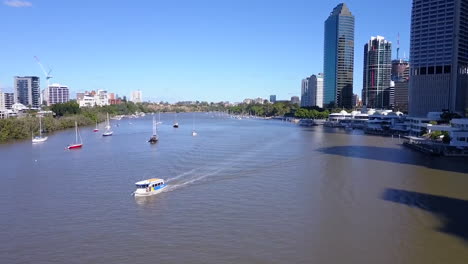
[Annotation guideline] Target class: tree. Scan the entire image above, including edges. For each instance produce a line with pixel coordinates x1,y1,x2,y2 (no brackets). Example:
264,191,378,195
51,101,80,116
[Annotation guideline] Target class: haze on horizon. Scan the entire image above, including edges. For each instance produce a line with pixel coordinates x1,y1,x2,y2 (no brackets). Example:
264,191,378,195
0,0,411,103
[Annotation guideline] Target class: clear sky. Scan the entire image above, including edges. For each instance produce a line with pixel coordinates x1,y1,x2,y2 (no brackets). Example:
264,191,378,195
0,0,411,103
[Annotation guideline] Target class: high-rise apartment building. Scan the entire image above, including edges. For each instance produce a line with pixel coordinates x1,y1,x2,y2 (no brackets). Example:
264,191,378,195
323,3,355,108
409,0,468,116
4,93,14,110
14,76,40,109
46,84,70,106
131,90,143,103
362,36,392,109
301,74,324,108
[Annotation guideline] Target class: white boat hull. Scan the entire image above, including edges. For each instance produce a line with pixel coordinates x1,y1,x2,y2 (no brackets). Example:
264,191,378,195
134,185,167,197
32,137,48,143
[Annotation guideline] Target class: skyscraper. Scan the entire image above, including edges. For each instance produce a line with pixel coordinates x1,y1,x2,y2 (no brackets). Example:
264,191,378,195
392,59,410,112
362,36,392,108
301,74,324,108
409,0,468,116
301,78,311,107
14,76,40,109
323,3,355,108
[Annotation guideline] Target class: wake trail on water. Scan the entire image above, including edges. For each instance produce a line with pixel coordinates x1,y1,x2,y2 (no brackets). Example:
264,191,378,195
162,134,303,193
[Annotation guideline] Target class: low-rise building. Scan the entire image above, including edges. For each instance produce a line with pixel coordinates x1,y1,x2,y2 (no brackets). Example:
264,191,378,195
77,90,109,107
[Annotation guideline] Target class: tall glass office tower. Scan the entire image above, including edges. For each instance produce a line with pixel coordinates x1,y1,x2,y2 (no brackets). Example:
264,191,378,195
409,0,468,116
323,3,355,108
362,36,392,108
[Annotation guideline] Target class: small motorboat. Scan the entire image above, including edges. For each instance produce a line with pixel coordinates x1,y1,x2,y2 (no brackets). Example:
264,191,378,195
133,178,167,196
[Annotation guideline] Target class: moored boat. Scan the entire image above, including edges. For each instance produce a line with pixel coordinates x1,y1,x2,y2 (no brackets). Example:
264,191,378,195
148,115,159,144
173,112,179,128
67,121,83,150
102,113,113,136
133,178,167,196
32,115,48,143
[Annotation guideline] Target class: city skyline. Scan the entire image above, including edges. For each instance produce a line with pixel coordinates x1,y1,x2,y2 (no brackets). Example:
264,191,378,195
0,0,412,103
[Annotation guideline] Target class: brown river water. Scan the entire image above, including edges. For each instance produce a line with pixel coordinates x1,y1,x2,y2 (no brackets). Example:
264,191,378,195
1,113,467,263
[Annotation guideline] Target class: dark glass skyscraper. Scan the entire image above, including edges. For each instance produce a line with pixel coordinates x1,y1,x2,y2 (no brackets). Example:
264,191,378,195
14,76,40,109
409,0,468,116
362,36,392,108
323,3,355,108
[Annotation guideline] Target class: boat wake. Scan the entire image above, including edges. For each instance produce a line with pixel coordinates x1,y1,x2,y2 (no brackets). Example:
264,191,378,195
161,132,302,194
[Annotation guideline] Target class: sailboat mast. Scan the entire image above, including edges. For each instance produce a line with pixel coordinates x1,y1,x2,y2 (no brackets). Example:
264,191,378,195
39,116,42,137
75,121,78,143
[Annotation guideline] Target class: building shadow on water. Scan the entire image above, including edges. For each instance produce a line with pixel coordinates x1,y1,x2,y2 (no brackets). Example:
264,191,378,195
316,145,468,174
382,188,468,243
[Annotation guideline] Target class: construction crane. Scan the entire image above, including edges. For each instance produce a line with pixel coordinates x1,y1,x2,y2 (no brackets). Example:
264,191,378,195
34,56,53,85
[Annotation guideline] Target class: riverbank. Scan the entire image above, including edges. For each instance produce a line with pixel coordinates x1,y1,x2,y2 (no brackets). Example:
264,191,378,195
0,113,106,143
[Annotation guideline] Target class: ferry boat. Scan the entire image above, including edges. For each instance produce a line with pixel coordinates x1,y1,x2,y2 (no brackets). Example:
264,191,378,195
134,178,167,196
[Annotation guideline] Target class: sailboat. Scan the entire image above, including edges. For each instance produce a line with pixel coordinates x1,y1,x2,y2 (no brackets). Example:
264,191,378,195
173,112,179,128
32,115,48,143
157,111,162,125
102,113,113,136
148,116,159,144
191,113,197,136
67,121,83,149
93,120,99,132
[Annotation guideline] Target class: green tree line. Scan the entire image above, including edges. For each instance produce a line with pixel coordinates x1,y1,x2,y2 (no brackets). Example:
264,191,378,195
227,102,299,117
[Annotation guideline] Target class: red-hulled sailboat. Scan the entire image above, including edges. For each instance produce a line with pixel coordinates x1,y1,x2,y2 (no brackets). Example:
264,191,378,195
67,121,83,149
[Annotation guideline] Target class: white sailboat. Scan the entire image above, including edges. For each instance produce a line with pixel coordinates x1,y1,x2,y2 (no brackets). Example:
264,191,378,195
32,115,48,143
148,115,159,144
102,113,113,136
192,113,197,136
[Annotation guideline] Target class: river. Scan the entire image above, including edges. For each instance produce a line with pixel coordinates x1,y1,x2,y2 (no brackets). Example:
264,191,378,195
0,112,467,263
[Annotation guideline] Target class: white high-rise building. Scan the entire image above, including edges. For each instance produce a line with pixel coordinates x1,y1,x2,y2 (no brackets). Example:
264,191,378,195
131,90,143,103
46,84,70,106
301,74,324,108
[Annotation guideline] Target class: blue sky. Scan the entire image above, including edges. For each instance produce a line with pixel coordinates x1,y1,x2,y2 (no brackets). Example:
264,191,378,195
0,0,411,103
